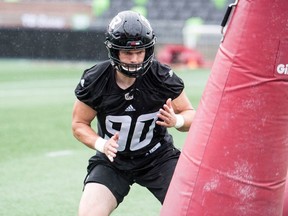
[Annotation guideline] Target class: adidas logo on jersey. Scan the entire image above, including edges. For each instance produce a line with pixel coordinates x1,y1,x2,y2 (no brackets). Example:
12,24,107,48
125,105,136,112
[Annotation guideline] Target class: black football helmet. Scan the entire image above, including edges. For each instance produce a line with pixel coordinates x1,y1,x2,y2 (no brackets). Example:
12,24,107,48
105,10,156,78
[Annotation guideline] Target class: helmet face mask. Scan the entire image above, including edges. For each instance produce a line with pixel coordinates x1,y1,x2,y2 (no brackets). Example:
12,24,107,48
105,10,156,78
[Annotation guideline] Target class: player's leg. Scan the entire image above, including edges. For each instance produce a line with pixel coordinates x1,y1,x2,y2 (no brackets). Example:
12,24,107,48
78,164,131,216
78,183,117,216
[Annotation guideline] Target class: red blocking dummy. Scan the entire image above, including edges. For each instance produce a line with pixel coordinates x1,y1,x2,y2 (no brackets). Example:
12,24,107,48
283,173,288,215
161,0,288,215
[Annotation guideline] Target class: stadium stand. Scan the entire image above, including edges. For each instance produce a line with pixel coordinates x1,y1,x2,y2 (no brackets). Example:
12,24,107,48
0,0,232,40
90,0,234,44
0,0,234,62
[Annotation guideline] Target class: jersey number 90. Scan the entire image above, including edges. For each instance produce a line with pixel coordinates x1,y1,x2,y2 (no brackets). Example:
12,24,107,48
105,112,158,151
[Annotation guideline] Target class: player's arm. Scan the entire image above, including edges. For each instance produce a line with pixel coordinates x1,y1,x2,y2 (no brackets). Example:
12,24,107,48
72,99,119,161
72,99,98,149
172,91,195,131
156,91,195,132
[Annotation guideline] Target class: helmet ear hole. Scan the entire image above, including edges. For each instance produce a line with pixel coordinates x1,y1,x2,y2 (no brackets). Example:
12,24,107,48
104,10,156,78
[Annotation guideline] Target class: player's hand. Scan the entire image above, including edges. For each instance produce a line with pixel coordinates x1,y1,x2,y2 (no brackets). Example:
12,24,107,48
104,133,119,162
156,98,177,128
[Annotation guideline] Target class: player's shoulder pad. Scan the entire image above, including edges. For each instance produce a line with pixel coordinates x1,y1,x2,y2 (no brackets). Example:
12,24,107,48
150,60,176,79
80,60,112,87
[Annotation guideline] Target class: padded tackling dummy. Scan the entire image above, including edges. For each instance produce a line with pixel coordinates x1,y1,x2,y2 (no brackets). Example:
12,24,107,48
283,173,288,215
160,0,288,215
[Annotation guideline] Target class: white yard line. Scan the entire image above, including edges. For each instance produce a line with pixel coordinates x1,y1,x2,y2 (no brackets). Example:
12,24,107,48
45,150,74,157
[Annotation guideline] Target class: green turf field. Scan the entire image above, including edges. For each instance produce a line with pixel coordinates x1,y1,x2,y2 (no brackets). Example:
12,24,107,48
0,59,210,216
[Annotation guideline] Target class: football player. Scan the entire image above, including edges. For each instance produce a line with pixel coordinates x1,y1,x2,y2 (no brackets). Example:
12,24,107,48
72,10,196,216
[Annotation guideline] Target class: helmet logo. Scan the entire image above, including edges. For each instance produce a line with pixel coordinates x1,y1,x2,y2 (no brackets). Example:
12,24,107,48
109,15,122,30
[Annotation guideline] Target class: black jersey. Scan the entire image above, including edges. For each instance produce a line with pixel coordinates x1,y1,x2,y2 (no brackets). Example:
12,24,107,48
75,60,184,158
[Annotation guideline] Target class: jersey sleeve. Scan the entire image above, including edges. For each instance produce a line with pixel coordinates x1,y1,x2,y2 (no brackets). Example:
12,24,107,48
151,61,185,100
74,61,111,109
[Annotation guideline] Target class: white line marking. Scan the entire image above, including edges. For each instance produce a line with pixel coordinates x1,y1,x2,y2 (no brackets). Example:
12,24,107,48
46,150,74,157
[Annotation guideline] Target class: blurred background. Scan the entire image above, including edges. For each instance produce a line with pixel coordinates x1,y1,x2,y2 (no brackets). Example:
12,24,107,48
0,0,234,67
